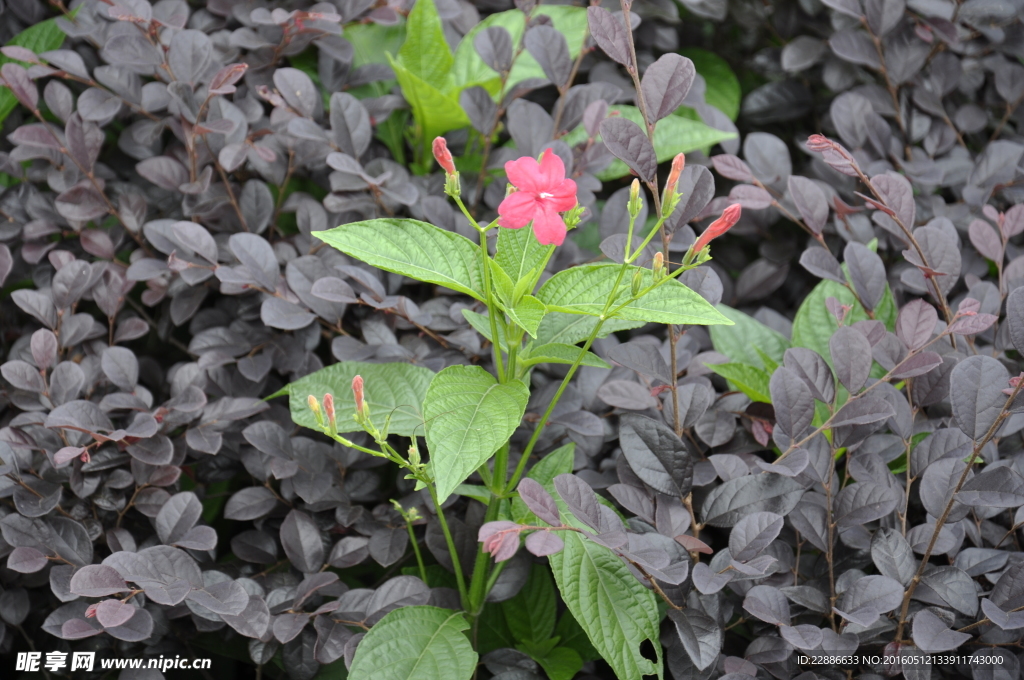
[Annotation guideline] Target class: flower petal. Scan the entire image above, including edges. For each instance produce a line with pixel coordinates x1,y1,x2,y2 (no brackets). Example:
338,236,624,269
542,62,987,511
543,178,578,212
537,148,566,187
505,156,545,194
498,191,537,229
531,207,567,246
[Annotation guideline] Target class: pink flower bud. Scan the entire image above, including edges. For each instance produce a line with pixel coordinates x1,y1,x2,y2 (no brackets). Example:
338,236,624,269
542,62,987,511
323,392,336,428
432,137,456,176
665,153,685,196
692,203,741,253
352,376,365,416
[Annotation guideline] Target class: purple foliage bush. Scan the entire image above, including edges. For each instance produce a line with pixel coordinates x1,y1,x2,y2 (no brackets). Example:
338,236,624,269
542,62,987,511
0,0,1022,678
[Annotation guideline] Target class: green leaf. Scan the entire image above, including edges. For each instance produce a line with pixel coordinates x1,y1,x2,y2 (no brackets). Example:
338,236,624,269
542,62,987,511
706,363,772,402
347,606,477,680
424,366,529,502
451,6,588,95
495,225,550,288
709,305,791,369
314,219,484,301
476,604,514,655
396,0,452,89
791,279,896,365
347,21,406,69
537,264,732,326
461,309,509,350
512,443,575,524
678,48,741,121
534,647,584,680
402,564,458,589
754,346,780,373
534,312,642,346
452,484,491,505
504,563,557,644
504,295,546,338
275,361,433,437
388,57,471,143
0,13,73,124
549,531,663,680
488,258,516,306
562,106,736,181
521,343,611,369
554,610,600,663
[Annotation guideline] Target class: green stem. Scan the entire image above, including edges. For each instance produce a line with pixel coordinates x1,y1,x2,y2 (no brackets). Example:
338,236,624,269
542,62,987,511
427,484,470,609
507,344,518,381
450,193,506,383
468,499,501,615
506,262,634,493
482,558,508,595
405,517,427,584
493,443,509,495
479,233,506,383
626,213,670,264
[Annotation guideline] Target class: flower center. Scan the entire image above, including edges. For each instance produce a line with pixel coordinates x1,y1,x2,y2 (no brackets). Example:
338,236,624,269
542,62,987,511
539,192,553,199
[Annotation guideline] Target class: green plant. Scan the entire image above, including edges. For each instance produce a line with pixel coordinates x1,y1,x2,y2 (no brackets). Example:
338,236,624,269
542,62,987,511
278,142,735,678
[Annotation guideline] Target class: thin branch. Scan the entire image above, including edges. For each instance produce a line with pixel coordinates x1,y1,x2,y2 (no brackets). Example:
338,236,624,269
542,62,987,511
893,378,1024,643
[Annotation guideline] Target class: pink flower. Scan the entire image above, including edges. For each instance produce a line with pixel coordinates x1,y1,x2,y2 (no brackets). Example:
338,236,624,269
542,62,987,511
498,149,577,246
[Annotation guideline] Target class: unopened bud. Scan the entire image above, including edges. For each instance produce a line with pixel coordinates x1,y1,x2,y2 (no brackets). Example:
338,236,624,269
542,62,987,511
663,153,685,216
631,267,644,297
408,440,421,466
323,393,336,435
562,203,585,231
688,203,742,263
352,375,369,422
666,154,685,195
308,395,324,427
433,137,461,197
627,179,643,219
652,251,665,280
432,137,456,175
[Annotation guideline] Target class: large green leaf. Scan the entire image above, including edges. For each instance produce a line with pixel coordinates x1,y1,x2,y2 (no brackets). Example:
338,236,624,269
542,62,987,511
709,305,791,369
424,366,529,502
521,343,610,369
791,279,897,365
504,563,557,644
0,13,73,124
274,361,433,437
347,606,476,680
495,217,551,286
386,58,472,147
554,610,600,663
451,6,588,95
534,312,642,346
505,295,546,338
347,21,406,68
549,531,663,680
562,106,736,180
314,219,483,300
396,0,452,89
534,647,583,680
679,48,741,121
537,264,732,326
706,363,772,402
461,309,510,350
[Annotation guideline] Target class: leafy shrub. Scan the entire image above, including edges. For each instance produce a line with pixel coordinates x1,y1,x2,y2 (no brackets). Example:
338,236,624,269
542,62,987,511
0,0,1022,679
